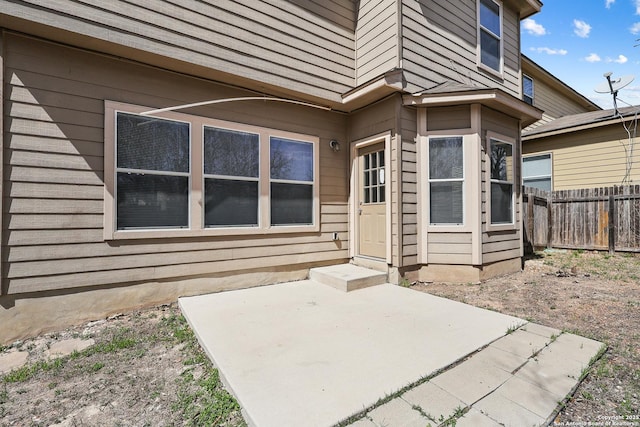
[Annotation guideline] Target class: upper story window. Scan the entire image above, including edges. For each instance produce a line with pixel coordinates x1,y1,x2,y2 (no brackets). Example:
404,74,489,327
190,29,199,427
523,75,534,105
478,0,503,74
428,137,464,225
490,138,514,225
105,101,319,239
523,153,551,191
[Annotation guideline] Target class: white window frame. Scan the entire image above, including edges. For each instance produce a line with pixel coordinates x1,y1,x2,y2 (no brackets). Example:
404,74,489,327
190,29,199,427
427,136,465,227
523,74,534,105
477,0,504,76
522,152,552,191
487,132,516,230
104,101,320,240
418,132,478,234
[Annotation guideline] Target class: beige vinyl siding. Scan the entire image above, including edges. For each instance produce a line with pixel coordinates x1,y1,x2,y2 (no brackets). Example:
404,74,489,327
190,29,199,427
356,0,399,85
4,33,349,295
401,0,520,97
531,78,593,119
1,0,356,103
427,233,472,264
399,106,417,266
481,107,521,262
523,126,640,190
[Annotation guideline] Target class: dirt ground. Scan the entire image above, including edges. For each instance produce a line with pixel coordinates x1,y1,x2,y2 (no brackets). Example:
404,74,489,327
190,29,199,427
415,250,640,425
1,250,638,426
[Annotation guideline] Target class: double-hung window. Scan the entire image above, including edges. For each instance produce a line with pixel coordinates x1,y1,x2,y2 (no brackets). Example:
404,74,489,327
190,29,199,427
105,101,319,239
489,138,514,225
523,75,534,105
428,137,464,225
115,113,190,230
478,0,502,73
523,153,551,191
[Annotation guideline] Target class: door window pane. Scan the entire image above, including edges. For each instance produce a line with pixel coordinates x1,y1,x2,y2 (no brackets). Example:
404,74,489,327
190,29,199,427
362,150,385,205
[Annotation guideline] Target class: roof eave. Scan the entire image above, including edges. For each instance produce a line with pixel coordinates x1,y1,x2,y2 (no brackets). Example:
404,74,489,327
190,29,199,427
403,89,543,127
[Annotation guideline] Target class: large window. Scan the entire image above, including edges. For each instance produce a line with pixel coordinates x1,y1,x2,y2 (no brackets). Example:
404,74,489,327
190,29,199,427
478,0,502,73
523,154,551,191
105,102,319,238
116,113,191,230
523,75,534,105
429,137,464,225
490,138,514,224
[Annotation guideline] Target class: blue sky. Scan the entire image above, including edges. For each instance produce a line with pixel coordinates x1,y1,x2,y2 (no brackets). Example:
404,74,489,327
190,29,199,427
521,0,640,109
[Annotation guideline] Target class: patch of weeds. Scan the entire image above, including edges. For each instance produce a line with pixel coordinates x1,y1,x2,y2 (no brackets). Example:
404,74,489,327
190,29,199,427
90,362,105,372
48,382,57,390
3,358,64,383
399,278,412,288
161,315,193,344
0,385,8,404
572,249,585,257
618,394,635,415
505,324,520,335
581,390,594,400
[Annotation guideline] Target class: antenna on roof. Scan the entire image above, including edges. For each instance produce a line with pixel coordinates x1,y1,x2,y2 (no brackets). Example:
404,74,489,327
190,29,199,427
595,72,635,116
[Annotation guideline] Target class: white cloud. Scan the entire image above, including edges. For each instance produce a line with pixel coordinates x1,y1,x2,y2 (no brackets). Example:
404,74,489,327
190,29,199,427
573,19,592,38
605,0,615,8
606,54,628,64
532,47,568,55
522,18,546,36
630,22,640,34
585,53,602,62
636,0,640,14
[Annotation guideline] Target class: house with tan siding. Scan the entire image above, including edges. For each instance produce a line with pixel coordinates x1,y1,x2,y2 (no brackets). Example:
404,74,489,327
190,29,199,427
523,107,640,190
0,0,542,343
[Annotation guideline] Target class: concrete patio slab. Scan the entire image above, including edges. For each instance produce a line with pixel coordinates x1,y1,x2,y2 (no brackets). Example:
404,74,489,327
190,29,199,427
179,280,523,427
472,391,546,427
493,376,563,419
489,329,552,359
455,408,503,427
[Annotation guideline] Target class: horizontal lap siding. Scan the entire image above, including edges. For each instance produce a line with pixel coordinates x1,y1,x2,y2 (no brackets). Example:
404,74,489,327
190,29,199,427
356,0,398,85
523,126,640,190
401,0,520,97
427,233,472,264
532,78,592,119
400,107,417,266
2,0,355,101
4,34,349,295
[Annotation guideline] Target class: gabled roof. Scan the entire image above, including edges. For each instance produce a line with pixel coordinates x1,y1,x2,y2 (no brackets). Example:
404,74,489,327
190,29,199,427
522,106,639,140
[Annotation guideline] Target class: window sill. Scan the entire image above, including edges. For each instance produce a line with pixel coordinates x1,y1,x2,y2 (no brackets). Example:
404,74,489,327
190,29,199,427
105,224,320,240
427,224,473,233
486,222,516,233
477,63,504,81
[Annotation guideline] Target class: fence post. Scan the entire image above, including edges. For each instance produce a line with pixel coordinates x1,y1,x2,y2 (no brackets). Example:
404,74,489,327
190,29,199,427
608,193,616,254
527,193,534,248
547,195,553,249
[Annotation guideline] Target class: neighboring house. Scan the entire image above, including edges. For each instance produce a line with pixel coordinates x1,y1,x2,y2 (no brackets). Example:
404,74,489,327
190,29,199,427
0,0,542,343
523,106,640,190
520,55,601,191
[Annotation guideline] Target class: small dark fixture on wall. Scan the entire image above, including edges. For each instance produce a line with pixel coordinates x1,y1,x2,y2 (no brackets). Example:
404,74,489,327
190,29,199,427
329,139,340,152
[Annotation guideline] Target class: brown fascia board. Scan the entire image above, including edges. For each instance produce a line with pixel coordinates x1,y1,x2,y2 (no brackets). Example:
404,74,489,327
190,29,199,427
521,55,601,112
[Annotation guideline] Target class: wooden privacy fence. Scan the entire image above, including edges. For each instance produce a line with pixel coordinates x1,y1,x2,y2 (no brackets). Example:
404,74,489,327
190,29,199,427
523,185,640,254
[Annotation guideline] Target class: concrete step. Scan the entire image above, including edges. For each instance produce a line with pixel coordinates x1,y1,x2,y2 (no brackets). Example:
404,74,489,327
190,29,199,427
309,263,387,292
